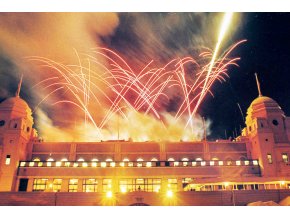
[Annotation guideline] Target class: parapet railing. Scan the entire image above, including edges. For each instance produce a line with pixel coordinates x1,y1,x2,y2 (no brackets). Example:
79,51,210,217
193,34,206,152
19,160,259,168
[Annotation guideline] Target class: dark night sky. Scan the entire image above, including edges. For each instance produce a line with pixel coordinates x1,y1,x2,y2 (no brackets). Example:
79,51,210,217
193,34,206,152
1,12,290,141
201,13,290,139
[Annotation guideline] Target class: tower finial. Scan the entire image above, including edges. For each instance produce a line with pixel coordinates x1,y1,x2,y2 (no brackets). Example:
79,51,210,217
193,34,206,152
15,74,23,97
255,73,262,97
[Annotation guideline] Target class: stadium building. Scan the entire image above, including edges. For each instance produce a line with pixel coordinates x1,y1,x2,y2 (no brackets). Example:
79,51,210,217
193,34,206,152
0,76,290,206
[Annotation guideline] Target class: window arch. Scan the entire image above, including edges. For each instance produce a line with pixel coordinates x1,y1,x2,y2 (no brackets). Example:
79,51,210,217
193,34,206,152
77,158,85,162
137,158,144,162
151,158,158,161
182,158,189,162
91,158,99,162
47,158,54,162
61,158,68,162
240,156,247,161
211,157,219,161
33,157,40,162
226,158,233,166
123,158,129,162
106,158,113,162
195,157,203,161
168,158,175,162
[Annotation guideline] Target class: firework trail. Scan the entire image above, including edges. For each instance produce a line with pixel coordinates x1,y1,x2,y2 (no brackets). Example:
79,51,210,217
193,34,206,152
28,37,245,141
26,13,246,142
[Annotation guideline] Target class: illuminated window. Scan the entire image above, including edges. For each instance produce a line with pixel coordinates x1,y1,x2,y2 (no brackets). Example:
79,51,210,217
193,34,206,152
83,179,98,192
226,159,233,165
182,158,189,166
192,161,196,166
196,158,203,161
106,158,113,162
56,161,62,167
137,158,143,167
168,158,175,162
110,162,116,167
5,155,11,165
101,162,106,167
253,160,258,165
210,161,215,166
174,161,179,166
102,179,112,192
218,161,224,166
33,179,48,192
53,179,62,192
73,162,79,167
47,158,53,166
244,160,249,165
236,160,241,166
212,157,219,161
151,158,158,161
91,159,98,167
123,158,129,162
267,154,273,164
77,158,84,162
201,161,206,166
128,162,134,167
38,162,43,167
182,178,193,190
29,162,34,167
282,153,288,163
65,162,70,167
118,178,161,192
20,162,26,167
33,157,40,162
168,179,178,191
119,162,125,167
146,162,152,167
61,158,68,162
68,179,78,192
82,162,88,167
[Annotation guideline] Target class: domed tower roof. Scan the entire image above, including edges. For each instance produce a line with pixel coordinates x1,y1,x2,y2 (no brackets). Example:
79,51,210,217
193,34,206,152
0,74,33,120
245,74,284,124
0,96,33,118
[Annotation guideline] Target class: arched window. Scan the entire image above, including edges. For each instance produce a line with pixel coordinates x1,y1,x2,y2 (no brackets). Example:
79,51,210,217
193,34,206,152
91,158,99,162
47,158,54,162
212,157,219,161
182,158,189,166
123,158,129,162
77,158,84,162
195,157,203,161
168,158,175,162
151,158,158,162
61,158,68,162
106,158,113,162
240,156,247,161
33,157,40,162
137,158,144,162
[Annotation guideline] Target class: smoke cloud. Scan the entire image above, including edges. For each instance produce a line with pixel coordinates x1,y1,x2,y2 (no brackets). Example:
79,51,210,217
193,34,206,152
0,13,225,142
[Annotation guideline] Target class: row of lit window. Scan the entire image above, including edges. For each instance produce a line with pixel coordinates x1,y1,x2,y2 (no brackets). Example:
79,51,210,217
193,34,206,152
32,178,167,193
20,160,259,168
31,178,290,192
